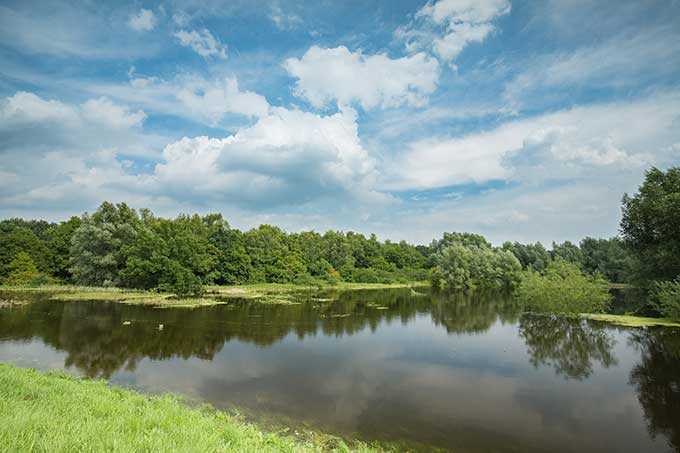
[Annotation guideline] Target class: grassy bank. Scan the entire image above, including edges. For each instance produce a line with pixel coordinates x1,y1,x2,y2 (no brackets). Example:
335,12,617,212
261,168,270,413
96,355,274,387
0,363,381,453
0,282,427,307
580,313,680,327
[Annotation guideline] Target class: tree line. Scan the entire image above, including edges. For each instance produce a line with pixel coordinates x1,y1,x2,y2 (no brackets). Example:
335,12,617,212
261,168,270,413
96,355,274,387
0,204,631,293
1,167,678,315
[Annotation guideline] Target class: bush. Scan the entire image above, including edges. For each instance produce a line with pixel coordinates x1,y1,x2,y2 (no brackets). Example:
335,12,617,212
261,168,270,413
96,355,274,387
515,260,611,314
652,278,680,320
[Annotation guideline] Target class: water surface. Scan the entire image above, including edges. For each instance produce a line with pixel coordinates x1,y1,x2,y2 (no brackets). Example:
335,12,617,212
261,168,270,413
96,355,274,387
0,288,678,452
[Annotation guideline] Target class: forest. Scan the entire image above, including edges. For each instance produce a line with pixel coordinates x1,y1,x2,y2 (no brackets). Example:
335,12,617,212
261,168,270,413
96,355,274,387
1,166,679,318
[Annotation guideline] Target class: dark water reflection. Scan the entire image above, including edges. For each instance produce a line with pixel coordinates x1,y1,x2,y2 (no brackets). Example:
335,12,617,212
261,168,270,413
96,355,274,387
0,288,678,452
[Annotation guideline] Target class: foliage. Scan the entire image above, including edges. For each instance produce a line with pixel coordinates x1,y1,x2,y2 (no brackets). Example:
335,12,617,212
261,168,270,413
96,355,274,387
431,241,522,292
579,237,635,283
515,260,611,314
651,278,680,321
69,202,141,287
501,241,551,272
3,252,42,286
120,214,217,297
0,363,377,453
0,223,51,277
550,241,583,266
621,166,680,282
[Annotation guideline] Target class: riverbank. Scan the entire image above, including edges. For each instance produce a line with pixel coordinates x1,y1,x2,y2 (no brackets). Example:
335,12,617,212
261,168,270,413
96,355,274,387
0,363,382,452
0,282,428,307
580,313,680,327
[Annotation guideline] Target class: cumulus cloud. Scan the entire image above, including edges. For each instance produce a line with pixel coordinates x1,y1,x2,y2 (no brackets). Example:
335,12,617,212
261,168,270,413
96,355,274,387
175,77,269,122
0,92,146,141
149,106,384,207
0,92,166,214
174,28,227,58
397,0,511,63
283,46,439,110
384,91,680,191
128,9,157,32
0,91,385,215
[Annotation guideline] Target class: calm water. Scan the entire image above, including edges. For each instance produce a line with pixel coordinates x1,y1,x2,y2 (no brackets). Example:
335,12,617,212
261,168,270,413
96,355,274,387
1,288,679,452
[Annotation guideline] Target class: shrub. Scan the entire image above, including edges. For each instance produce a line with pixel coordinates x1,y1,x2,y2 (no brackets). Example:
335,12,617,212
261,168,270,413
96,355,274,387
515,260,611,314
652,278,680,320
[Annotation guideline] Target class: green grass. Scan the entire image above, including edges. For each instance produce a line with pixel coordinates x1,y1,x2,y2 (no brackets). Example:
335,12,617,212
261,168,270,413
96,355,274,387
580,313,680,327
50,290,170,302
0,363,382,453
0,282,428,307
205,282,428,304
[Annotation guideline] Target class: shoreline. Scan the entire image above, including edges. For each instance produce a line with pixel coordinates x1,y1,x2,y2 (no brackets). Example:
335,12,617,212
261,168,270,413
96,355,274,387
0,282,429,307
0,363,383,452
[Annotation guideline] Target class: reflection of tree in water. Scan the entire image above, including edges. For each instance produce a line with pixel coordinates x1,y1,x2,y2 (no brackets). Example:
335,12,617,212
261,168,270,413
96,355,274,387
519,315,618,379
0,288,436,378
629,329,680,452
430,291,520,334
0,288,531,379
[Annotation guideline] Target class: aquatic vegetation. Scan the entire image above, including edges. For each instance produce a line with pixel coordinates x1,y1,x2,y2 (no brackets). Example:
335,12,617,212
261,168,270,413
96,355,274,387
50,290,167,301
581,313,680,328
0,363,380,453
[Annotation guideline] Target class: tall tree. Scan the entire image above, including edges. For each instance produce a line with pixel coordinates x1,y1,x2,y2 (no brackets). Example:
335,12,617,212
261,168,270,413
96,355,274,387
621,167,680,281
70,202,141,286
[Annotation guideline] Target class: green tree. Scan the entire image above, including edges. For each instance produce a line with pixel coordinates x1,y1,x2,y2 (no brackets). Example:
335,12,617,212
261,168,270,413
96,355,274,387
4,252,40,285
580,237,635,283
0,223,51,277
245,225,305,283
70,202,142,286
652,278,680,320
621,167,680,281
515,260,611,314
431,240,521,292
46,216,82,281
120,213,216,296
210,229,252,284
551,241,583,266
502,241,551,272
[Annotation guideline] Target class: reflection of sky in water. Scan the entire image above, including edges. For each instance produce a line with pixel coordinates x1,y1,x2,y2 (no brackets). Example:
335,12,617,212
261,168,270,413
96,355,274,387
0,292,675,453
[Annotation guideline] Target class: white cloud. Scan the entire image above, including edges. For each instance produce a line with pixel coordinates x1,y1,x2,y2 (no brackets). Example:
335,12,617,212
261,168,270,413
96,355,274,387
0,3,159,58
0,92,166,213
0,92,146,135
128,9,157,32
384,91,680,191
283,46,440,110
175,77,269,122
87,75,269,126
174,28,227,58
397,0,511,63
503,26,680,111
149,106,385,207
418,0,511,24
0,91,385,215
269,2,302,30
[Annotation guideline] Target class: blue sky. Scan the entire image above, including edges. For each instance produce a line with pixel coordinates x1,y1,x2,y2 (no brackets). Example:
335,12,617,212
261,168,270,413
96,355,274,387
1,0,679,244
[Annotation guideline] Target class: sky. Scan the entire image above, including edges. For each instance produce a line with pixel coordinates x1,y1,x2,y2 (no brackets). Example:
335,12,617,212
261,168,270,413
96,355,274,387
0,0,679,245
